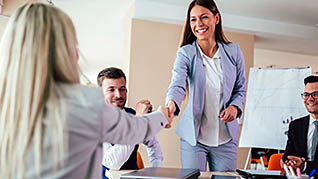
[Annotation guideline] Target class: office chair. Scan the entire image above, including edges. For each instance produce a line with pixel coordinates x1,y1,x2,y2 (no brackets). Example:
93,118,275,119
251,149,268,170
137,151,144,169
267,153,284,172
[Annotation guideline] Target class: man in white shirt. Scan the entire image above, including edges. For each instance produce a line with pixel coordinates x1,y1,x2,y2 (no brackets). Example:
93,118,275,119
97,67,163,178
282,75,318,176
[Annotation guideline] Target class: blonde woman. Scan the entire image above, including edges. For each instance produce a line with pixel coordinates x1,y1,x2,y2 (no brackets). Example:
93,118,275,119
0,3,172,179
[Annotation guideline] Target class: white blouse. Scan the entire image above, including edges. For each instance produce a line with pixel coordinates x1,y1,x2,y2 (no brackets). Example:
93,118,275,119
197,44,231,147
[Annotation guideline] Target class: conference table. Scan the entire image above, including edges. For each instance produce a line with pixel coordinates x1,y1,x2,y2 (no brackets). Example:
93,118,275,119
109,169,241,179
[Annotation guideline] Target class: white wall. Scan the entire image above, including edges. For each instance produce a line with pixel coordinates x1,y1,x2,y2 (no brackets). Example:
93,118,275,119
54,0,134,83
254,48,318,73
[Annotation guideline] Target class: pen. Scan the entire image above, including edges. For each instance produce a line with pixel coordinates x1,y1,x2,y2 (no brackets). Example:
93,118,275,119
283,164,290,176
288,166,296,176
296,168,301,177
309,168,317,178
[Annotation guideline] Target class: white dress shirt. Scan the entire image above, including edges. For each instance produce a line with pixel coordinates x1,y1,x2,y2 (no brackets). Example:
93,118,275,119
307,115,318,160
196,44,231,147
102,107,163,171
102,136,163,170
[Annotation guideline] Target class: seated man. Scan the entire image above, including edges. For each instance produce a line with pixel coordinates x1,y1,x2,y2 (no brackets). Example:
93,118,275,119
97,67,163,178
282,75,318,175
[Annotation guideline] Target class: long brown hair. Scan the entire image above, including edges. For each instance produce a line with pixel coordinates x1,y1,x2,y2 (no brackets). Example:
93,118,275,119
180,0,230,47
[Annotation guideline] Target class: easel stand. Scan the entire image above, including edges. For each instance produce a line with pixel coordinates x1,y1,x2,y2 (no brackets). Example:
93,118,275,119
244,148,251,170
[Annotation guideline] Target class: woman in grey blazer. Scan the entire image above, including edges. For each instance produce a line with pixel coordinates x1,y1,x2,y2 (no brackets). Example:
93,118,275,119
0,3,171,179
166,0,246,172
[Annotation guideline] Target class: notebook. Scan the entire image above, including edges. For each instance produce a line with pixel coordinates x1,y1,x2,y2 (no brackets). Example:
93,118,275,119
236,169,287,179
120,167,200,179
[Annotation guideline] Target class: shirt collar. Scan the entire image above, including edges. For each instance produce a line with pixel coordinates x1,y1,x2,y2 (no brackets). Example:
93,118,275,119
310,115,318,125
196,41,221,60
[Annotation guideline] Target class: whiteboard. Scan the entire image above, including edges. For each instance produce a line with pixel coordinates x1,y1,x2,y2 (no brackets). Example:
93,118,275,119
239,67,312,149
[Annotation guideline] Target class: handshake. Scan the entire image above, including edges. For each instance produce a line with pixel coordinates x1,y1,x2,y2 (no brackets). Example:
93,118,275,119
157,100,176,129
135,100,176,129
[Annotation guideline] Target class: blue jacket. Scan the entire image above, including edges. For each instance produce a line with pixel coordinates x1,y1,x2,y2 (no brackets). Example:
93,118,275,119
166,41,246,146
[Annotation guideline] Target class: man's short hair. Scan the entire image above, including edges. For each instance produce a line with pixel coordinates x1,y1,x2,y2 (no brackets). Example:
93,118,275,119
97,67,126,87
304,75,318,85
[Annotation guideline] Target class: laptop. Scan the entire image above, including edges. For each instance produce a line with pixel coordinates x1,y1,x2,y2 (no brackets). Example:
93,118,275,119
211,175,241,179
120,167,200,179
236,169,287,179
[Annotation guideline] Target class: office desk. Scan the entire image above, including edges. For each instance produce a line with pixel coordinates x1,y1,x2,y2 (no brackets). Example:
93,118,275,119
109,169,240,179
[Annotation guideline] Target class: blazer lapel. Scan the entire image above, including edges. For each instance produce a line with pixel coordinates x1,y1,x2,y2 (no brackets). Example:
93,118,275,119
300,116,310,158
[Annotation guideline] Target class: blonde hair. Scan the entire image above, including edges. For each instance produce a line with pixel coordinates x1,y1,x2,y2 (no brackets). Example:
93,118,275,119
0,3,79,178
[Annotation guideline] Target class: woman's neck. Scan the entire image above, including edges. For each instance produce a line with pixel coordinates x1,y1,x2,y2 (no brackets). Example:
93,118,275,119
197,39,218,58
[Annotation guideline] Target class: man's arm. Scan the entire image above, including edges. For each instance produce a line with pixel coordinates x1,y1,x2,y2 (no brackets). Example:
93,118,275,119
143,136,163,167
102,143,135,170
282,120,314,174
134,100,163,167
284,155,318,175
283,121,296,162
304,160,318,174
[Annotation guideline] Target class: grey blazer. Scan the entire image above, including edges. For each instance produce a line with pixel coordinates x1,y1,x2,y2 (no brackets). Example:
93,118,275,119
166,41,246,146
26,84,167,179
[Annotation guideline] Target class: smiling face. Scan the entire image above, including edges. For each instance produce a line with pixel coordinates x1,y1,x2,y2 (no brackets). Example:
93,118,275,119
189,5,219,43
304,82,318,118
102,77,127,109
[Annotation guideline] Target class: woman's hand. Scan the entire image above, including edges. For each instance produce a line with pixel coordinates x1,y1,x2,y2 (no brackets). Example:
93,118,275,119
167,100,176,118
157,106,173,128
220,105,238,122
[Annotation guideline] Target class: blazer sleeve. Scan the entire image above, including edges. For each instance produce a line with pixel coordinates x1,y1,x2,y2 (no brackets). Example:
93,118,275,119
228,44,246,118
283,121,296,161
305,161,318,175
165,48,191,116
100,104,168,145
144,136,163,167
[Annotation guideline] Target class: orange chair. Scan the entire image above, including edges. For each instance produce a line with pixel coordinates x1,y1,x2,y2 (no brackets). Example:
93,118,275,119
267,153,284,172
251,156,268,169
251,149,269,169
137,152,144,169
